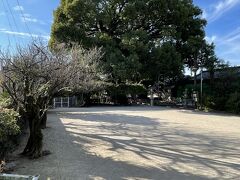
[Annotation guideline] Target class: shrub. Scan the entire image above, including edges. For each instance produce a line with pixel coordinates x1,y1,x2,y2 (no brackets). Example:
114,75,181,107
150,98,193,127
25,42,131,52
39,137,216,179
0,92,11,108
226,92,240,114
108,84,147,105
202,95,214,109
0,94,20,161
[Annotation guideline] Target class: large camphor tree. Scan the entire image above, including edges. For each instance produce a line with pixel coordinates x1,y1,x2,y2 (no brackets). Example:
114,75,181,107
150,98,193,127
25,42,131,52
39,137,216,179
49,0,206,85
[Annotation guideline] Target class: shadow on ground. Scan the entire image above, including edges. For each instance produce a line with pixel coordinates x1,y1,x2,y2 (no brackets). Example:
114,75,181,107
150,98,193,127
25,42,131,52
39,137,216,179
59,109,240,179
14,107,240,180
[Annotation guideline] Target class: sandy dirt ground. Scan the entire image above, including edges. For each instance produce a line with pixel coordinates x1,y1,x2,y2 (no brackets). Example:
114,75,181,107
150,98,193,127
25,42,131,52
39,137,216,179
13,106,240,180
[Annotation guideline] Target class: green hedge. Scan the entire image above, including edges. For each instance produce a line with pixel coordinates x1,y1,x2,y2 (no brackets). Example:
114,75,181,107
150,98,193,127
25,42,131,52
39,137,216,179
226,92,240,114
177,78,240,114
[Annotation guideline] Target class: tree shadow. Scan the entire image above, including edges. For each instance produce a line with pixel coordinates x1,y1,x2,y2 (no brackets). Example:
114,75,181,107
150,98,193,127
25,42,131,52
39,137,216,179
53,106,173,113
14,108,240,180
59,113,160,126
177,108,240,117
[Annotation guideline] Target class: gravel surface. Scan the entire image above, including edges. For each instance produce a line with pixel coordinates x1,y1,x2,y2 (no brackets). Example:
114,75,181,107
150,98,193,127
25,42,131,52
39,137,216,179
14,106,240,180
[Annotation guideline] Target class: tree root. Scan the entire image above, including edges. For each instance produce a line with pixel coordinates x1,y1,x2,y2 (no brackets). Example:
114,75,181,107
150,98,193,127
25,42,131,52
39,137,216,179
20,150,51,159
42,150,51,156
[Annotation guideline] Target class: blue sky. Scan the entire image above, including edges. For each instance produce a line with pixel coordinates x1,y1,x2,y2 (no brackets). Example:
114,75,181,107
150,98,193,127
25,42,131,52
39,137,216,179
194,0,240,66
0,0,239,66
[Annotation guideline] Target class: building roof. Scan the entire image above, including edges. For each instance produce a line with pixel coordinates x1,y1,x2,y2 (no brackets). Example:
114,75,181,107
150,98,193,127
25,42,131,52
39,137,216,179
196,66,240,80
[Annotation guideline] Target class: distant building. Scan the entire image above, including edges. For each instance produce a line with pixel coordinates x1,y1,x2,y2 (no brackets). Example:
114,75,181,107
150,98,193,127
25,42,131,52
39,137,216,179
196,66,240,80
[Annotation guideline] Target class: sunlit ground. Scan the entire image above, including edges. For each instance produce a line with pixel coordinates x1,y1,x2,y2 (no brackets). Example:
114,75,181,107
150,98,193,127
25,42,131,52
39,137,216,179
14,107,240,180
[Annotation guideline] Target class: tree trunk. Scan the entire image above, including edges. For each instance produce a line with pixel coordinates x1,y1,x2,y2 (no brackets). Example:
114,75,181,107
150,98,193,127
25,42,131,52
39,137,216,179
22,121,43,158
39,96,49,129
22,116,43,158
210,70,214,88
194,70,197,89
18,106,28,131
41,111,47,129
84,93,91,107
21,96,43,159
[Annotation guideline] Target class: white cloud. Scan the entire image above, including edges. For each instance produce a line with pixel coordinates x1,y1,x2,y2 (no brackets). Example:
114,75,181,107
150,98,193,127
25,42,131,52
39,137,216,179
201,9,208,19
0,29,50,40
13,5,24,11
213,27,240,65
203,1,240,64
22,13,31,18
201,28,240,65
207,0,240,23
216,27,240,44
224,27,240,42
20,13,46,25
205,35,217,43
21,17,38,23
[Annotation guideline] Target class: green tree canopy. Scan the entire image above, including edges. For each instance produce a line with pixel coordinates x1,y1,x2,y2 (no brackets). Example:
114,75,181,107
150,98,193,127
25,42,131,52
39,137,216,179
50,0,206,84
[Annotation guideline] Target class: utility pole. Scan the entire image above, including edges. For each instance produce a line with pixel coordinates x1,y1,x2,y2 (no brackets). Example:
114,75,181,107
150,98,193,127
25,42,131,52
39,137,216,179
200,66,203,109
150,87,154,106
